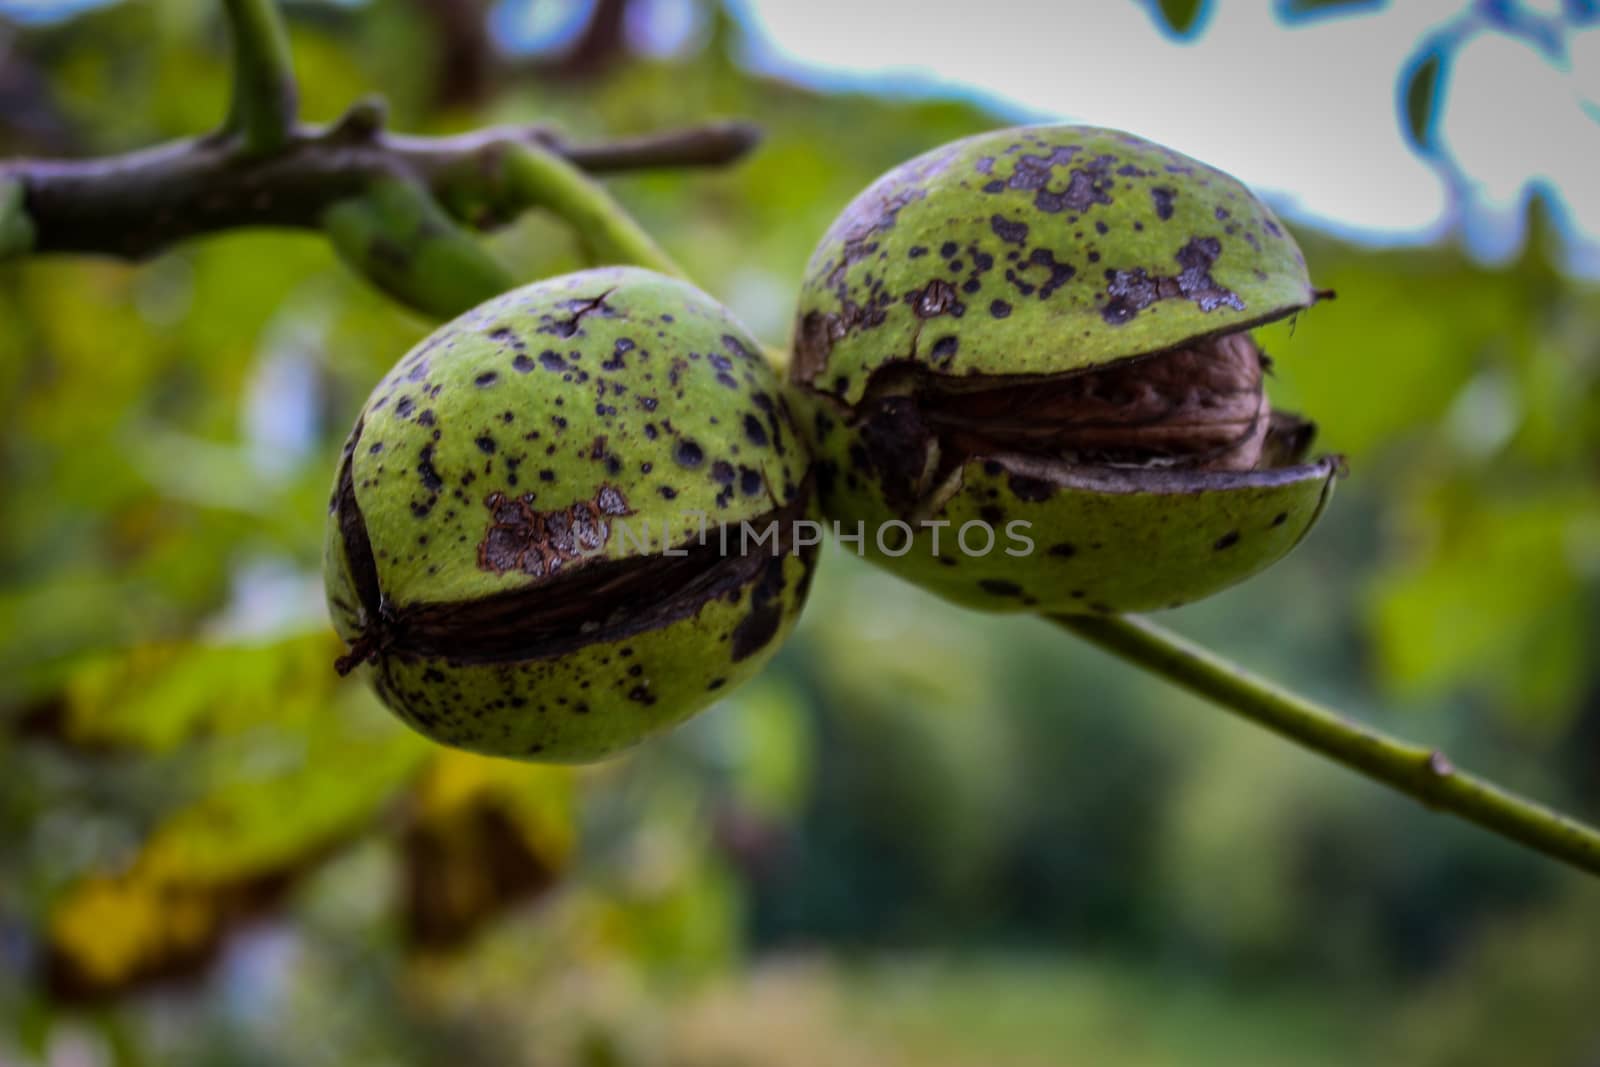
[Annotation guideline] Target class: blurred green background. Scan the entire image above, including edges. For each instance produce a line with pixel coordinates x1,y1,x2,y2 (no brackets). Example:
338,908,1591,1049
2,2,1598,1064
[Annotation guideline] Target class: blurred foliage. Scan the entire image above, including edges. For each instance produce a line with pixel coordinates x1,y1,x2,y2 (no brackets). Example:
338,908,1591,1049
1,0,1598,1064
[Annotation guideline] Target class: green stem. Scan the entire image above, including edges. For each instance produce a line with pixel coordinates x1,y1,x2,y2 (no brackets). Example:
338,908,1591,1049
500,143,682,277
1055,614,1600,878
323,177,515,320
222,0,298,154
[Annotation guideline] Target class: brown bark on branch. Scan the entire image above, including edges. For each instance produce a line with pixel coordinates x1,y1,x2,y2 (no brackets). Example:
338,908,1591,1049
0,115,759,261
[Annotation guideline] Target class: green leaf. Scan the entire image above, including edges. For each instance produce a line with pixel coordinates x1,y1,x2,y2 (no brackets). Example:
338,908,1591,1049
1369,489,1600,720
400,752,577,950
44,633,345,751
1255,242,1521,461
44,684,429,998
1149,0,1213,40
1401,46,1447,155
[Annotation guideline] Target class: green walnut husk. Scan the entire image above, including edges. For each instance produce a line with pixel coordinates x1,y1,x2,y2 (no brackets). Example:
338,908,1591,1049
326,267,817,762
789,125,1340,614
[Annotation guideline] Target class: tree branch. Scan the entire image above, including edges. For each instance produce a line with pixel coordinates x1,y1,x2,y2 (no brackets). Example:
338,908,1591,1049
0,118,759,262
222,0,299,154
1056,614,1600,878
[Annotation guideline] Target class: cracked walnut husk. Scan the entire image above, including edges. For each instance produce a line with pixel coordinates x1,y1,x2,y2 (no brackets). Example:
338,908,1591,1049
326,267,817,761
789,125,1341,614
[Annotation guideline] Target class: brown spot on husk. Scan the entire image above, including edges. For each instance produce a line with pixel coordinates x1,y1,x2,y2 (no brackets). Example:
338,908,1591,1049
477,485,634,577
1102,236,1244,325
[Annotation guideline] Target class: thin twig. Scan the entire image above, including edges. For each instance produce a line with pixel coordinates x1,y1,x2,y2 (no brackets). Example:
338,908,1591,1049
557,121,761,172
1055,614,1600,878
